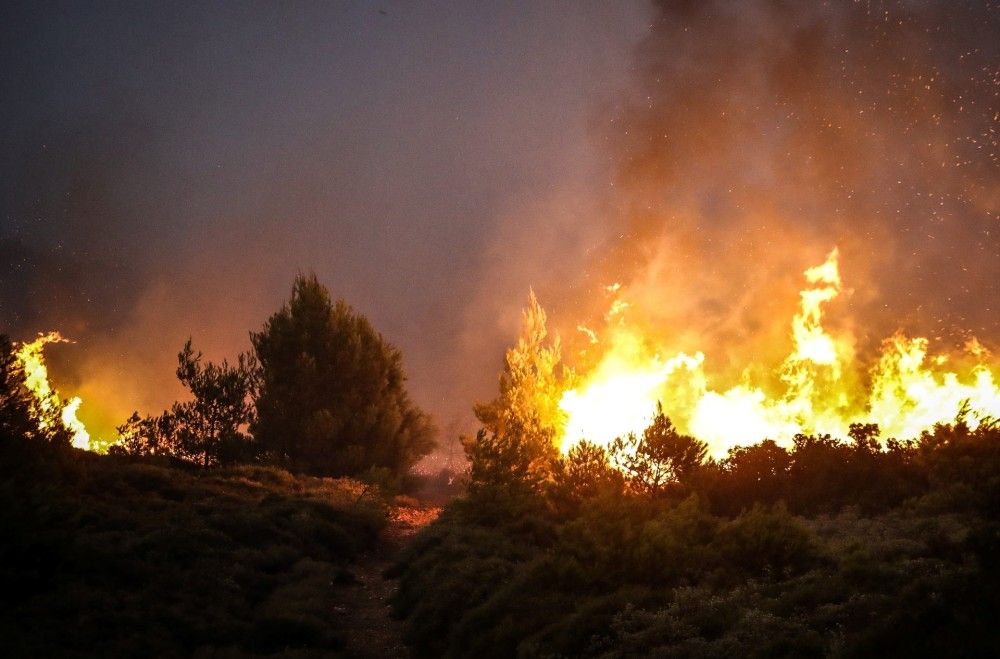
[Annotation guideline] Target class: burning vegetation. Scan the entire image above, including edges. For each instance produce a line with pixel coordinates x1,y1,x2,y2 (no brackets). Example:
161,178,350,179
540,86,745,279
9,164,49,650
391,258,1000,659
13,332,91,450
3,1,998,656
16,248,998,470
557,248,999,457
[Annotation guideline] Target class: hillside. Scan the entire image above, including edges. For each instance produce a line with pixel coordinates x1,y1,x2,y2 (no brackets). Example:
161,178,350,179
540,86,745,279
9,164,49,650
1,444,397,658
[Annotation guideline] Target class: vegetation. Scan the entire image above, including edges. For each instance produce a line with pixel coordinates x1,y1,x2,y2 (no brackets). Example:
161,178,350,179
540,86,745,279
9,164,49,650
110,274,435,483
252,274,435,480
386,293,995,657
4,285,999,659
464,291,564,494
391,416,1000,657
609,406,707,496
0,333,414,657
0,444,385,657
1,334,71,446
112,339,258,467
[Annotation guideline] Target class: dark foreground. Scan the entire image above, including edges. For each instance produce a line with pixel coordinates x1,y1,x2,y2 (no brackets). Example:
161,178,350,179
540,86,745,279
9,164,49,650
4,420,999,658
1,443,396,658
390,422,1000,658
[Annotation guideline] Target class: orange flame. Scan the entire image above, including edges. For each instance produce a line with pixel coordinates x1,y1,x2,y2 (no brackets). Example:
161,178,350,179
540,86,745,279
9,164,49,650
14,332,92,450
558,249,1000,456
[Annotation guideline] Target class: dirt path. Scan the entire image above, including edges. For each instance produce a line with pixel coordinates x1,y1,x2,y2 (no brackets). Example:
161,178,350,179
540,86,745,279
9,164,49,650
337,506,439,659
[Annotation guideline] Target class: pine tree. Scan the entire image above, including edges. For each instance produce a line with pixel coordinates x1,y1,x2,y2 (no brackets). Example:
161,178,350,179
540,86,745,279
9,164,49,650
251,274,435,478
112,340,257,466
465,291,565,490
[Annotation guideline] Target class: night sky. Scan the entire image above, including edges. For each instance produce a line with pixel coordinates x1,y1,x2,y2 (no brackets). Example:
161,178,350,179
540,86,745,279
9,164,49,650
2,1,997,456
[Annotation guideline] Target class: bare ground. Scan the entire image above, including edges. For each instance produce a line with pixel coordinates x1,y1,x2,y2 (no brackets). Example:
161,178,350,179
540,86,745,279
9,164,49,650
336,506,440,659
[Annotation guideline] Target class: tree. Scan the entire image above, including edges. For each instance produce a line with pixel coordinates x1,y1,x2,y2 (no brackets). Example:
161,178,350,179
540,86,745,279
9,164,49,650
463,420,551,496
0,335,70,445
112,411,176,458
172,340,258,466
552,440,624,504
466,291,565,490
786,432,854,513
716,439,791,512
251,274,435,478
611,405,707,496
112,339,257,467
848,422,881,454
0,335,40,443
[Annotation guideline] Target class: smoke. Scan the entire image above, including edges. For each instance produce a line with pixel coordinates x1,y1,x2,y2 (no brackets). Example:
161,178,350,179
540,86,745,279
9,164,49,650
2,1,995,452
0,2,650,447
563,0,999,383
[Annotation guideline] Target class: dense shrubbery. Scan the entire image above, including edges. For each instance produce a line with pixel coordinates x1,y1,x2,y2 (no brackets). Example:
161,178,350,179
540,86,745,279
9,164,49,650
390,417,1000,658
391,296,999,656
0,443,385,658
5,290,999,659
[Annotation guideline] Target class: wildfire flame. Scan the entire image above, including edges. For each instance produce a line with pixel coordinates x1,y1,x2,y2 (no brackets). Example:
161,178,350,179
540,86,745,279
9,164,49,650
558,249,1000,456
14,332,92,450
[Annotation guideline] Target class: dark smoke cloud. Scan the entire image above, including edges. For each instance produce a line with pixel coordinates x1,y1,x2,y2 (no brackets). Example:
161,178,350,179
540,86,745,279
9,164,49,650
568,0,999,378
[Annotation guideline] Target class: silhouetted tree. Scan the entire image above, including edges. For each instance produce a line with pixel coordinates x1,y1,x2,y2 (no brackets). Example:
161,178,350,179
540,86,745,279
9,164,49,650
917,416,1000,512
112,339,257,466
0,336,39,443
849,422,881,453
611,406,708,496
112,411,176,457
713,439,791,513
550,440,624,511
251,274,435,478
786,432,857,513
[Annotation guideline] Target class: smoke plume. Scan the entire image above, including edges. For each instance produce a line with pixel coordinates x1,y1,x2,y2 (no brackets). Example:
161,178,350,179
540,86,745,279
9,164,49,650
561,0,998,383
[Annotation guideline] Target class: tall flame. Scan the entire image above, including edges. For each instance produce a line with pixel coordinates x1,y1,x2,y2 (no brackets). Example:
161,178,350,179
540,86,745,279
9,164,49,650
14,332,92,450
558,249,1000,456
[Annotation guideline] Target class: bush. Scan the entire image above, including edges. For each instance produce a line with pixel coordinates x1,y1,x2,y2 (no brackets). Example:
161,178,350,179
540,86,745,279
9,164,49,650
0,447,385,657
713,504,821,577
388,419,1000,657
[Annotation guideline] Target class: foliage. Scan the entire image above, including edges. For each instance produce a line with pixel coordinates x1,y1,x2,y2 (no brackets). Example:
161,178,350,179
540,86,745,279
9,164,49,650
462,420,559,499
710,439,791,513
466,291,564,491
551,440,624,507
609,406,708,496
0,441,385,658
0,335,44,443
111,339,258,467
252,273,435,478
390,418,1000,658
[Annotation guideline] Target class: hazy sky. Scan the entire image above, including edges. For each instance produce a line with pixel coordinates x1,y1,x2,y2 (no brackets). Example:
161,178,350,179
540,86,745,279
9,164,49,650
2,1,997,457
1,1,652,445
